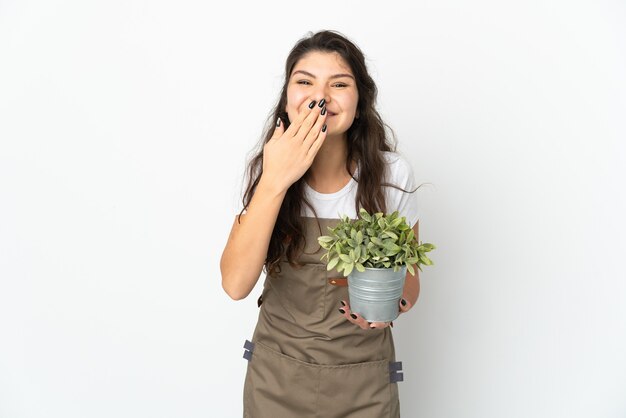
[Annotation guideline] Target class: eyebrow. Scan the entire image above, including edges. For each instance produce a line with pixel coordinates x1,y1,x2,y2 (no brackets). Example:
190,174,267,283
291,70,355,80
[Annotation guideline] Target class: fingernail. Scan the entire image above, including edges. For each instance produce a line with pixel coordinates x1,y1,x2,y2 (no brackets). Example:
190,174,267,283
317,98,326,108
321,107,327,115
338,308,345,314
308,100,316,109
350,313,357,320
322,124,327,132
276,118,281,127
340,300,346,307
401,299,407,306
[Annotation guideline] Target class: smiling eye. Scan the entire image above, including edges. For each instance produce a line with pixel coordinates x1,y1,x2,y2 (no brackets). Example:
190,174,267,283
297,80,312,85
334,83,348,88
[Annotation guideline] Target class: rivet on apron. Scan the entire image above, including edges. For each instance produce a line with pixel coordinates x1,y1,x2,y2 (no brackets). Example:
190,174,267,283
243,339,255,361
327,277,348,286
389,361,404,383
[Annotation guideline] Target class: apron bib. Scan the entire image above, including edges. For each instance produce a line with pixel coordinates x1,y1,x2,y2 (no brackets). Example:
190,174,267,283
242,217,403,418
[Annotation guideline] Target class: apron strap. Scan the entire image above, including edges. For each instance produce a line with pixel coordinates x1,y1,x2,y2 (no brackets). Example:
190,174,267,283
243,339,255,361
389,361,404,383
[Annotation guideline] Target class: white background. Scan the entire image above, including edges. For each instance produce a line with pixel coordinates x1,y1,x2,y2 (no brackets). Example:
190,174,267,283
1,0,625,417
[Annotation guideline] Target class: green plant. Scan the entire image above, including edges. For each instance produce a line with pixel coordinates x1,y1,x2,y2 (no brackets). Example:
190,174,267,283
318,208,436,276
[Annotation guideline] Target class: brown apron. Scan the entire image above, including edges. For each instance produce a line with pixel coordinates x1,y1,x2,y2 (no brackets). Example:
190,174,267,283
242,216,403,418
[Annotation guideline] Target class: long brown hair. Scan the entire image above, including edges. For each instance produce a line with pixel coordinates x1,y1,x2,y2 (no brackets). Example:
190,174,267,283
238,30,419,276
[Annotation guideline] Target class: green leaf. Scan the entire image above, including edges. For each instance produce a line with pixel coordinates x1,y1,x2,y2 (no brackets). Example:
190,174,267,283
390,217,404,228
355,262,365,272
344,263,354,276
339,254,352,263
383,240,398,250
354,245,361,260
383,231,398,240
327,256,339,270
385,246,402,256
407,263,415,275
371,237,383,246
355,230,363,245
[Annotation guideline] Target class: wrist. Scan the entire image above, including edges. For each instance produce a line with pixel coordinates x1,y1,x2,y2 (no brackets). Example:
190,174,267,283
258,175,289,197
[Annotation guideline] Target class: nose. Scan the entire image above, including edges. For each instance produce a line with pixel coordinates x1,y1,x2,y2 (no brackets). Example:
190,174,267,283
312,86,331,105
310,96,329,106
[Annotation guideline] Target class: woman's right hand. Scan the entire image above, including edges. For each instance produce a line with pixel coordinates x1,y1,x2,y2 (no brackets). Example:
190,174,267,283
261,97,328,192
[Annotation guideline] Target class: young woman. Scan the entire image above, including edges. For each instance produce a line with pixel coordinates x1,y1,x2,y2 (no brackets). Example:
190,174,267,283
220,30,421,418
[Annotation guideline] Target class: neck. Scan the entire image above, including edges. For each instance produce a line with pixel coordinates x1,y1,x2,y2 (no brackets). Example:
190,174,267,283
305,133,356,193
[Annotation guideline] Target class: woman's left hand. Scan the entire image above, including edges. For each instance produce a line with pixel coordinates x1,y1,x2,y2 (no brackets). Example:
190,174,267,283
338,298,412,330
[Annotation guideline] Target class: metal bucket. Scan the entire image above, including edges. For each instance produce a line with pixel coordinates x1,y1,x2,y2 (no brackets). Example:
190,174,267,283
348,266,407,323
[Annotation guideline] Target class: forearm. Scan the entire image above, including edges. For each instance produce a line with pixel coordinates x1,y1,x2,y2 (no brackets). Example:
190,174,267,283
220,177,287,300
402,268,420,307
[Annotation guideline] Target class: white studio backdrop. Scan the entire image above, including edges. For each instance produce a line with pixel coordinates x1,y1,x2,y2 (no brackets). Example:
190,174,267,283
1,0,625,417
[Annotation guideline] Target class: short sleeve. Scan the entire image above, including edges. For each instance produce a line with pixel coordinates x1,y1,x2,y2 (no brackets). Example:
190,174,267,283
384,153,420,227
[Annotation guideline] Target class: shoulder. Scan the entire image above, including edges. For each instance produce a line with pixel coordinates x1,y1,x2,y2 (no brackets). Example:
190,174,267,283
381,151,414,181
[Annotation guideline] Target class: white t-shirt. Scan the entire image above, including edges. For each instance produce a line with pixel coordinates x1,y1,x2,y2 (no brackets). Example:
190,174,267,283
301,151,419,227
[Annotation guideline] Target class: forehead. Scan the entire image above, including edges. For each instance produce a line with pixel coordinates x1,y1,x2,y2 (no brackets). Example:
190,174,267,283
291,51,353,76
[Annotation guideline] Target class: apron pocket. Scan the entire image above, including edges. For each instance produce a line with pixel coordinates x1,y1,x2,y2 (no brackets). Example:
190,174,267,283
244,340,398,418
316,358,395,418
243,340,319,418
